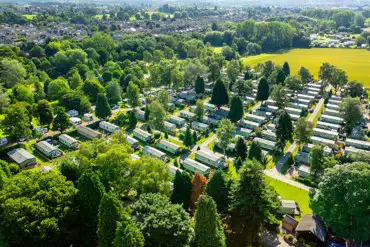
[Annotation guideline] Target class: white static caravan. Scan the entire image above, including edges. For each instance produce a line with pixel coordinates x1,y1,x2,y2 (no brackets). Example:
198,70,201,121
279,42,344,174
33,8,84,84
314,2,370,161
313,128,338,140
168,115,186,127
345,138,370,151
328,99,342,105
142,146,167,162
267,123,276,132
130,153,140,161
99,121,120,134
331,95,342,101
295,151,309,165
324,109,341,117
298,165,310,178
191,121,209,133
288,113,300,121
266,100,277,106
59,134,79,149
246,113,266,123
77,126,102,140
182,158,211,175
266,105,278,113
284,107,302,115
307,86,321,92
234,127,252,138
320,115,344,124
297,98,310,105
135,110,146,121
297,94,315,101
180,110,196,120
218,106,230,116
307,91,319,97
156,139,182,154
169,165,183,177
287,103,309,110
325,104,340,111
239,119,261,130
70,117,82,126
35,141,62,159
344,146,370,156
164,121,177,134
126,135,140,150
202,116,219,126
195,150,225,169
262,130,277,141
311,136,335,148
204,103,216,112
253,137,276,151
133,128,153,143
307,83,322,89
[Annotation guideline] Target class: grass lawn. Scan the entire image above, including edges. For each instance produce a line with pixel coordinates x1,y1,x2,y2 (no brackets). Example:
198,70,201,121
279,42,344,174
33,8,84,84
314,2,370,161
241,48,370,87
22,14,36,20
210,46,223,54
265,176,312,216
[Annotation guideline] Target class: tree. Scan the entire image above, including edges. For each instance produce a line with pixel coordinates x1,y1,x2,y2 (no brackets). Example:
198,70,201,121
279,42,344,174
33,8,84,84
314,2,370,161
309,145,326,182
319,62,335,82
157,90,171,110
194,100,205,121
232,79,253,97
0,58,26,88
344,81,364,98
294,117,313,148
195,76,205,95
126,82,141,108
128,110,137,130
298,66,313,83
285,75,304,90
205,170,229,213
276,110,293,151
228,96,244,123
227,160,280,246
77,171,106,246
106,81,122,104
282,61,290,76
0,90,10,113
331,68,348,88
310,162,370,243
235,137,248,160
210,79,229,108
60,91,91,114
1,103,31,141
340,97,363,133
113,221,144,247
48,78,70,100
194,195,226,247
131,193,194,247
148,100,166,131
227,59,240,83
171,170,192,210
82,79,104,102
248,141,263,162
276,69,286,84
0,171,76,246
29,45,45,58
95,93,112,119
97,192,123,247
183,126,194,148
36,99,53,126
270,85,288,109
255,77,269,102
216,119,235,154
209,62,220,82
53,107,70,131
190,173,208,210
13,84,34,103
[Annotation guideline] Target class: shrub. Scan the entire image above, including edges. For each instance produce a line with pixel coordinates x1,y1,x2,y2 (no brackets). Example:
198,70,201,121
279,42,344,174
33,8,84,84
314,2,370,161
154,132,161,139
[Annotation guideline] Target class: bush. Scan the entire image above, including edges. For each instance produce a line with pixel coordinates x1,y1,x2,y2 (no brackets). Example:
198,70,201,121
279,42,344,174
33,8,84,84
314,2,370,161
164,132,169,139
179,133,184,140
197,146,200,151
154,132,161,139
286,234,294,242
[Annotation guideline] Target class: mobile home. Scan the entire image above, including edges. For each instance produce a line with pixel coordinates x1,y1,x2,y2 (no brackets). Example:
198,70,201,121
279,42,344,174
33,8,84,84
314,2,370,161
180,110,196,120
164,121,177,133
262,130,277,141
35,141,62,158
298,165,310,178
297,94,314,101
234,127,252,137
99,121,120,134
202,116,219,126
169,165,183,177
195,149,225,169
267,123,276,132
313,128,338,140
156,139,182,154
324,109,341,117
142,146,167,162
328,99,342,105
130,153,140,161
77,126,102,140
182,158,211,175
325,104,340,111
135,110,146,121
168,115,186,127
295,151,309,165
311,136,335,148
253,137,276,151
345,138,370,151
204,103,216,112
7,148,36,169
239,119,260,129
59,134,79,149
246,113,266,123
284,107,301,115
191,121,209,132
320,115,343,124
126,135,140,150
344,146,370,156
133,128,153,143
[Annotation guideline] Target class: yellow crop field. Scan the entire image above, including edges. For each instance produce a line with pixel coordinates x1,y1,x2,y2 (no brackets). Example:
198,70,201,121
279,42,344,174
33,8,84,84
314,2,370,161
241,48,370,87
22,14,36,20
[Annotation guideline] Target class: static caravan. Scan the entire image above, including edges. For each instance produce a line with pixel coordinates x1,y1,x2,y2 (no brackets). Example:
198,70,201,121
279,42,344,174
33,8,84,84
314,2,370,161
7,148,36,169
331,95,342,101
180,110,196,120
287,103,308,110
164,121,177,134
297,98,310,105
126,135,140,150
204,103,216,112
169,165,183,177
325,104,340,111
202,116,219,126
191,121,209,133
297,94,315,101
77,126,102,140
266,99,277,106
130,153,140,161
135,110,146,121
195,150,225,169
295,151,309,165
298,165,310,178
288,113,300,121
70,117,82,126
156,139,182,154
142,146,167,162
302,143,331,156
218,106,230,116
234,127,252,138
313,128,338,140
252,110,273,118
99,121,120,134
264,105,278,113
239,119,260,130
179,126,187,135
267,123,276,132
307,83,322,89
253,137,276,151
307,91,319,97
168,115,186,127
246,113,266,123
307,87,321,92
215,140,235,152
328,99,342,105
175,99,186,106
345,138,370,151
59,134,79,149
189,105,196,113
244,96,255,102
345,146,370,156
320,115,343,124
285,107,302,115
311,136,335,148
133,128,153,143
35,141,62,159
262,130,277,141
182,158,211,175
324,109,341,117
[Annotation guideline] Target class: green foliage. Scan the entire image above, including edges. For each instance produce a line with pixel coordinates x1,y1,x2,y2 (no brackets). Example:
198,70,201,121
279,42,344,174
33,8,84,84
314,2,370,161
216,119,235,153
309,145,332,182
344,81,364,98
228,96,244,123
235,137,248,160
126,82,141,108
95,93,112,119
82,79,104,102
59,156,80,183
205,170,229,213
340,97,363,133
128,111,137,130
60,91,91,114
0,58,26,88
256,77,269,102
285,75,303,91
298,66,313,83
47,77,70,100
195,76,205,95
53,107,70,131
282,61,290,76
106,81,122,104
183,126,194,148
270,85,288,109
194,195,226,247
248,141,263,163
210,79,229,108
195,100,205,121
276,110,293,151
294,117,313,147
36,99,53,125
171,170,192,210
148,100,166,131
12,84,34,103
113,221,144,247
1,103,32,141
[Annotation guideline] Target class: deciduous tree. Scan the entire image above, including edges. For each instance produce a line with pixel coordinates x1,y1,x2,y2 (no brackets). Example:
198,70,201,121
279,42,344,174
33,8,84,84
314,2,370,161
294,117,313,148
53,107,70,131
149,100,166,131
195,100,205,121
36,99,54,126
126,81,141,108
1,103,32,141
340,97,363,133
270,85,288,109
113,221,144,247
216,119,235,154
190,173,208,210
106,81,122,104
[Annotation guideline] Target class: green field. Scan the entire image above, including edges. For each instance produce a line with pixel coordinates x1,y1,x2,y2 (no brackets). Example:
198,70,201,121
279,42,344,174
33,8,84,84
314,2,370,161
242,48,370,87
265,176,312,216
22,14,36,20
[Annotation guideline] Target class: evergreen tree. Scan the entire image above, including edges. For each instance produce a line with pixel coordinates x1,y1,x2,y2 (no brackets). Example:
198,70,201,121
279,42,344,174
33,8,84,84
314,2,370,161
171,170,192,210
235,157,243,169
195,76,205,95
183,126,194,148
192,131,197,143
95,93,112,119
228,96,244,123
144,105,150,121
205,170,229,213
98,192,123,247
53,107,70,131
194,195,226,247
276,110,293,151
128,111,137,130
248,141,262,162
255,77,269,102
210,79,229,108
235,137,247,160
190,173,208,210
282,61,290,76
195,100,204,121
113,221,144,247
77,171,106,246
244,70,253,80
277,70,286,84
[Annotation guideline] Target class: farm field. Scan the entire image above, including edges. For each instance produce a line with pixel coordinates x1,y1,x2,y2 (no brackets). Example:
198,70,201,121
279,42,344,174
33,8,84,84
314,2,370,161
241,48,370,87
22,14,36,20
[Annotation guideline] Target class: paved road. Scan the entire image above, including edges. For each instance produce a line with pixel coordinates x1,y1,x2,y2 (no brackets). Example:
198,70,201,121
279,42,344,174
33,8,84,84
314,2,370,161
264,169,313,192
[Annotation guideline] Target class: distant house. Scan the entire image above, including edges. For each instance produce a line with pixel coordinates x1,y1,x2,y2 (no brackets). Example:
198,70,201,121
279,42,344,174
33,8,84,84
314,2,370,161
59,134,79,149
191,121,209,133
195,149,225,169
182,158,211,175
168,115,186,127
99,121,120,134
77,126,102,140
142,146,167,162
156,139,182,154
70,117,82,126
7,148,36,169
35,141,62,159
295,215,327,245
67,109,79,117
164,121,177,134
133,128,153,143
83,113,94,122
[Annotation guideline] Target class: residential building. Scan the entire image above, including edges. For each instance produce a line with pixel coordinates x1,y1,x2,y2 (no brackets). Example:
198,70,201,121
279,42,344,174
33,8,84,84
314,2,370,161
182,158,211,175
253,137,276,151
195,149,225,169
142,146,167,162
77,126,102,140
133,128,153,143
59,134,79,149
35,141,62,158
7,148,36,169
168,115,186,127
99,121,120,134
191,121,209,132
156,139,182,154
